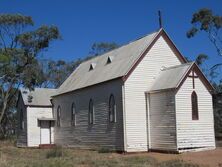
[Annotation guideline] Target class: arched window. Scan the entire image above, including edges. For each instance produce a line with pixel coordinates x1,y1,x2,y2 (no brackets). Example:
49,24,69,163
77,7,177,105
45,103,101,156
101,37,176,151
191,91,199,120
109,94,116,123
71,102,76,126
57,106,61,127
88,99,94,124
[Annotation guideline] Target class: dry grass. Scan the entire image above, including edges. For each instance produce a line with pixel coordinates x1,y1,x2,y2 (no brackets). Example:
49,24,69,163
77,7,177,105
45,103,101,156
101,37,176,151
0,140,220,167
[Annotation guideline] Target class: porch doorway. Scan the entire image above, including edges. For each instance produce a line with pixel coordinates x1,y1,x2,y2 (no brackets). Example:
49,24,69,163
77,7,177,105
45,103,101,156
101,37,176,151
38,118,55,145
40,121,51,144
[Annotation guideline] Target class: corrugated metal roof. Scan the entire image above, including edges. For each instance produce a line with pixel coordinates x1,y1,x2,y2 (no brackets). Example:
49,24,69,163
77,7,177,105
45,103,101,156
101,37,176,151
20,88,56,106
149,62,194,92
54,30,159,96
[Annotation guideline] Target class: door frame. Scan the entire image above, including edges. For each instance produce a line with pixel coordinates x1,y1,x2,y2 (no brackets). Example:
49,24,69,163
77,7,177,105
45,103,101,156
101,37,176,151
40,120,52,144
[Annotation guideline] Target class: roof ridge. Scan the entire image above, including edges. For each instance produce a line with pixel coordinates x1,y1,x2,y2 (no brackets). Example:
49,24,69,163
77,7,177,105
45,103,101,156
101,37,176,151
80,31,159,65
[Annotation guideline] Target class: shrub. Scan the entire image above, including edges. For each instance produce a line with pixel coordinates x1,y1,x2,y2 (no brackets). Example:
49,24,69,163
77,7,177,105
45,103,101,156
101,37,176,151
46,146,63,159
98,147,112,153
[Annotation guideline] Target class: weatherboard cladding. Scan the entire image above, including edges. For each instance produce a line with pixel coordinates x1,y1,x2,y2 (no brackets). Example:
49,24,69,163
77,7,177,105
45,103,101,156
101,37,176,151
54,31,158,96
53,79,124,150
124,35,182,152
175,71,215,150
149,90,177,151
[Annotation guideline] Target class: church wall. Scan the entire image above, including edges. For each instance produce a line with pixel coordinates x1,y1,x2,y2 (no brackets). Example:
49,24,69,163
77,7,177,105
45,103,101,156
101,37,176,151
124,35,182,152
52,79,124,151
175,71,215,151
148,90,177,151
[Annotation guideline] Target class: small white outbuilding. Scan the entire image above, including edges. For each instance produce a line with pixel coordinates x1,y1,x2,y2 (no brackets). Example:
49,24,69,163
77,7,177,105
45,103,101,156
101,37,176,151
17,88,56,147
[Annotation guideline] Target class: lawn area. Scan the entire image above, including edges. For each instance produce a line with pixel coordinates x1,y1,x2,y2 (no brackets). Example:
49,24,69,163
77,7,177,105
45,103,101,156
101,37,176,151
0,140,221,167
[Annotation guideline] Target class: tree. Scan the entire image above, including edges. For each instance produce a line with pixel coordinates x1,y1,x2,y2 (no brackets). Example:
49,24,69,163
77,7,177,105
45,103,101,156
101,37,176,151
89,42,119,56
0,14,60,137
187,8,222,69
38,42,119,88
187,8,222,135
38,59,82,88
187,8,222,91
195,54,208,66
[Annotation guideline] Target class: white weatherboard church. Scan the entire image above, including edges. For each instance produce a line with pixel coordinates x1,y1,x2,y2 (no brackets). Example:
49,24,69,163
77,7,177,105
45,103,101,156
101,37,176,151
17,28,216,153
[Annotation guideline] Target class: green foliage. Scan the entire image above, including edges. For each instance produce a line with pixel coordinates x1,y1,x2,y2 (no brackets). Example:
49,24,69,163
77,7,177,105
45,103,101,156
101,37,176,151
0,14,33,26
0,13,60,137
195,54,208,66
187,8,222,71
187,8,222,95
46,146,63,159
38,42,119,88
90,42,119,56
187,8,222,38
98,147,112,153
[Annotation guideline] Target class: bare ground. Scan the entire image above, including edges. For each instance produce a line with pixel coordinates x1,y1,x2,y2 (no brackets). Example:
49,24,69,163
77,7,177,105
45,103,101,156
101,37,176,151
146,148,222,167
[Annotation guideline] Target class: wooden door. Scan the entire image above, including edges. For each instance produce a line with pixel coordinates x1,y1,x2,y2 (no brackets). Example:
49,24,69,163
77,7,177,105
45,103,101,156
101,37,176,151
40,121,50,144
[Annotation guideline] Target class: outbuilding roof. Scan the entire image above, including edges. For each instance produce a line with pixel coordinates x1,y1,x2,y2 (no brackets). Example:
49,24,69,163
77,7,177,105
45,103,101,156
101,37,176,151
20,88,56,107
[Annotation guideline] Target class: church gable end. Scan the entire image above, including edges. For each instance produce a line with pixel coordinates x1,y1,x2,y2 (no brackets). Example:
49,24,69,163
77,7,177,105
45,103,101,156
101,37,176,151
123,30,186,152
123,29,187,81
175,64,215,151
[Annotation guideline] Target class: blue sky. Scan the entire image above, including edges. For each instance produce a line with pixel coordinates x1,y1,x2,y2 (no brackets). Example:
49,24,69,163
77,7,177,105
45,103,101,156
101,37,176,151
0,0,221,71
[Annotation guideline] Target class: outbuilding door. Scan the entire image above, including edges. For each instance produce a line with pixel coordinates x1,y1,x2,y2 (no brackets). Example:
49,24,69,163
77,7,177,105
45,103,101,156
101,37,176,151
40,121,51,144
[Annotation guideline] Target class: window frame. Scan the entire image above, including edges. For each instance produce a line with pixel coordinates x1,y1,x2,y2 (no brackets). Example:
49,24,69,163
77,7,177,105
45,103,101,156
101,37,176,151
71,102,76,126
109,94,116,123
88,99,94,125
191,91,199,120
57,106,61,127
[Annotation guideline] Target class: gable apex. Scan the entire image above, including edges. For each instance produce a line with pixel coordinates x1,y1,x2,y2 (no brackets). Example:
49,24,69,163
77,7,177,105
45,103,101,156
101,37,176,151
122,28,187,81
176,62,215,93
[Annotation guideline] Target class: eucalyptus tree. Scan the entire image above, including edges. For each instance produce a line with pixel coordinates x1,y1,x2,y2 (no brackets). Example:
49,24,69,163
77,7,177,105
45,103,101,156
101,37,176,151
187,8,222,90
0,14,60,137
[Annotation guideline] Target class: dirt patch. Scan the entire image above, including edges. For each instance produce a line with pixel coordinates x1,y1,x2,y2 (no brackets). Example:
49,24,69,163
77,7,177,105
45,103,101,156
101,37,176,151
131,148,222,167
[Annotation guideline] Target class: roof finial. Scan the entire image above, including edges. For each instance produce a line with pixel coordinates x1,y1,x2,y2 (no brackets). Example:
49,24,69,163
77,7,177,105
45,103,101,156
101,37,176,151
158,10,163,29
